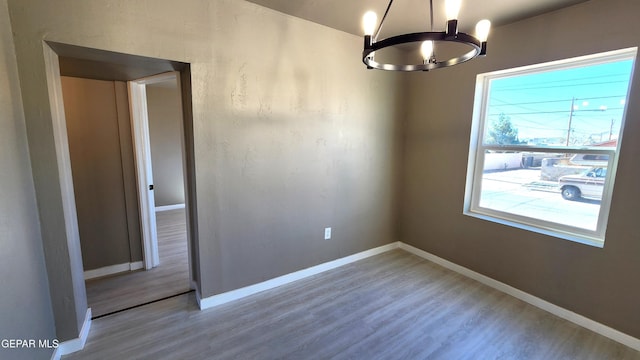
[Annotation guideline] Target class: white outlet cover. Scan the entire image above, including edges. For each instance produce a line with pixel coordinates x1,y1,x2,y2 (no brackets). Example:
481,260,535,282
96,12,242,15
324,227,331,240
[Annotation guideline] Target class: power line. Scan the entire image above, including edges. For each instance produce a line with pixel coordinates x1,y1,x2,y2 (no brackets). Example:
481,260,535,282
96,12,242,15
491,80,629,92
490,95,626,107
492,72,631,90
487,107,625,116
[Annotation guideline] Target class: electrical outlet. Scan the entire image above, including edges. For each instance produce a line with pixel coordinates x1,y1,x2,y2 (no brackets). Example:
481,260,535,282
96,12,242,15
324,227,331,240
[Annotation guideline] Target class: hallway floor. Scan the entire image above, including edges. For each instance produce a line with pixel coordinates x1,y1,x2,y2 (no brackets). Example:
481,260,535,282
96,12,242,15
85,208,191,318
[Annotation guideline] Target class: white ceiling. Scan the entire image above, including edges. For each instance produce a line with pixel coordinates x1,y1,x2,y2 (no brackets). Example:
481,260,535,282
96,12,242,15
244,0,589,38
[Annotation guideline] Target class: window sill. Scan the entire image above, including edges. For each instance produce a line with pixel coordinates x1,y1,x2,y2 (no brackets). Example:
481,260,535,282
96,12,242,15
463,210,605,248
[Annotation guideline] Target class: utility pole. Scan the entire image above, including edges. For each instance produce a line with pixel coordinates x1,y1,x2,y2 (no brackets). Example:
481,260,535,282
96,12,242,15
566,97,575,146
609,118,615,141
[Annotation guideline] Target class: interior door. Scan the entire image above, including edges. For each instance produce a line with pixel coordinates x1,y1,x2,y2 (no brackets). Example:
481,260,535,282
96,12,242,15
129,77,165,269
128,71,182,269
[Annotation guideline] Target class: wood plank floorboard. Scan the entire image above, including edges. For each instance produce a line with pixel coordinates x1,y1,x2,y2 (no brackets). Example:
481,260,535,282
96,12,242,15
66,250,640,359
84,209,190,318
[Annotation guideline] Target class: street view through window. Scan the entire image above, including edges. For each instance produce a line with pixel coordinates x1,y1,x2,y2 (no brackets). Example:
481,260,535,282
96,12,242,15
465,48,636,244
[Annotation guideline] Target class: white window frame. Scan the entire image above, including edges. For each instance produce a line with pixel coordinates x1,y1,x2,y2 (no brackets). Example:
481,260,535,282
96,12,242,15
464,48,637,247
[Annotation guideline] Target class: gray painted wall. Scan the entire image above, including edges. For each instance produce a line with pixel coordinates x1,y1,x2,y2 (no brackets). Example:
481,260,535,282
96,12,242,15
62,76,143,271
0,0,57,358
7,0,403,339
147,82,186,207
401,0,640,339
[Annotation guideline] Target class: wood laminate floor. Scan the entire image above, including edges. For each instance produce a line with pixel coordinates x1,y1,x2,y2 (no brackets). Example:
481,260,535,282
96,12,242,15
66,249,639,359
85,208,191,318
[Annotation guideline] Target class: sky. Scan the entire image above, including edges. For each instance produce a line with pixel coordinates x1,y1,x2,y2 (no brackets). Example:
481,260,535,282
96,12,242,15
484,57,634,146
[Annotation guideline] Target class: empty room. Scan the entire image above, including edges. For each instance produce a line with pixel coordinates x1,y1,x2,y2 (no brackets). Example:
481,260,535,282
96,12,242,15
1,0,639,359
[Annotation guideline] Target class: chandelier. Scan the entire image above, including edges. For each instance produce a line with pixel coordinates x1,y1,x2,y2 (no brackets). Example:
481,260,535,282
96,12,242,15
362,0,491,71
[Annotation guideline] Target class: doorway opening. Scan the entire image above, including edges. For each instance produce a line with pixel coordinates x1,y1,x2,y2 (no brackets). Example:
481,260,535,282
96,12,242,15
45,41,199,318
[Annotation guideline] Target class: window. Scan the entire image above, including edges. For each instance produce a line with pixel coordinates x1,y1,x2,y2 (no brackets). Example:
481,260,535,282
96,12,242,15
464,48,636,246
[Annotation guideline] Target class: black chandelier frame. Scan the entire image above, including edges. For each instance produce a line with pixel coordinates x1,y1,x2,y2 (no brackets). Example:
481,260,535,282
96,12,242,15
362,0,488,71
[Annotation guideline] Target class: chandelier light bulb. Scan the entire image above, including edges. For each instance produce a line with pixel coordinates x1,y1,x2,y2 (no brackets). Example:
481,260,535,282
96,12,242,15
445,0,462,21
475,19,491,42
421,41,434,61
362,11,378,36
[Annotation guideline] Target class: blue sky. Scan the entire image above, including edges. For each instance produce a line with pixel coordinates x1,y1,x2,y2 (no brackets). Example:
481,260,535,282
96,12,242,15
485,59,634,145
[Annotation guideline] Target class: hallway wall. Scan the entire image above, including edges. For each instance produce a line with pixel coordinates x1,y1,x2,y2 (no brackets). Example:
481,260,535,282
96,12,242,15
147,80,186,207
62,76,143,271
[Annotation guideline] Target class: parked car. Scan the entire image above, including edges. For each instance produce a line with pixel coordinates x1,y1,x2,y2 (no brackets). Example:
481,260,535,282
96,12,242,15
569,153,609,167
558,167,606,201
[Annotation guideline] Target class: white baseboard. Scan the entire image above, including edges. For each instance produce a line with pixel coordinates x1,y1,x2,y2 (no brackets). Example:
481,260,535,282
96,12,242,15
84,261,143,280
50,308,91,360
398,242,640,352
155,203,185,212
197,242,400,310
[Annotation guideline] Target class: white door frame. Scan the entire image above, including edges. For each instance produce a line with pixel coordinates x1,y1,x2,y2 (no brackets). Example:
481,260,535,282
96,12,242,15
128,71,179,269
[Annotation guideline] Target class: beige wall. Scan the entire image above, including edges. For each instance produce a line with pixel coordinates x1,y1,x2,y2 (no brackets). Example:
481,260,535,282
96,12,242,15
62,76,143,271
401,0,640,338
0,0,57,358
7,0,404,340
147,82,186,207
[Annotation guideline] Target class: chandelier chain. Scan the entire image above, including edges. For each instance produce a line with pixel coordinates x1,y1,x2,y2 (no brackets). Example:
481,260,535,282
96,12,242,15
429,0,434,31
374,0,394,41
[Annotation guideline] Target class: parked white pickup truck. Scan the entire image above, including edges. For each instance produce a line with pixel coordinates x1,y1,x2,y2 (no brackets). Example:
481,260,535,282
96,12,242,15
558,167,606,201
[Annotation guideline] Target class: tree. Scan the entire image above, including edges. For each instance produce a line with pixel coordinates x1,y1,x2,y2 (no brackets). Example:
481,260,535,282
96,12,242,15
486,113,522,145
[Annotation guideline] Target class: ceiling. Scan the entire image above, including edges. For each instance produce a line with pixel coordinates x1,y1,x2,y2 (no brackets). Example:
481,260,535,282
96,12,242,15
244,0,589,38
